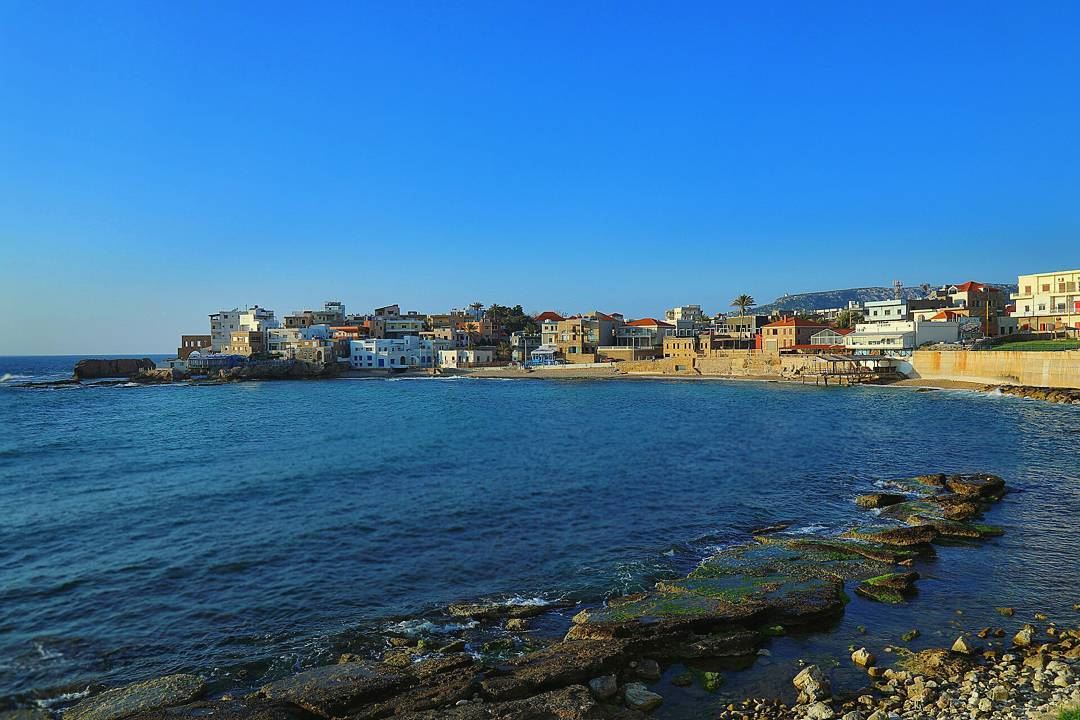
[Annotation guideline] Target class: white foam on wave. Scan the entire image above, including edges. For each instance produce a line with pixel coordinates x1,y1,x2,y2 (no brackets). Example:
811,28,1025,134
35,686,92,708
0,373,32,383
385,618,479,636
34,641,63,660
789,524,829,535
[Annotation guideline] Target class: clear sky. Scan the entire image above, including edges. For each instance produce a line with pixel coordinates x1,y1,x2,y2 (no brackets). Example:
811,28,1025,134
2,1,1079,354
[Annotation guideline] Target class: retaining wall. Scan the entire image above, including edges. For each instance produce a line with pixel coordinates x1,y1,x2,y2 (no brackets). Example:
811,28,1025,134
910,350,1080,389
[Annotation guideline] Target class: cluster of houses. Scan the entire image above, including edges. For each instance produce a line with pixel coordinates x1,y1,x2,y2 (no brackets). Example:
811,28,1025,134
170,267,1080,371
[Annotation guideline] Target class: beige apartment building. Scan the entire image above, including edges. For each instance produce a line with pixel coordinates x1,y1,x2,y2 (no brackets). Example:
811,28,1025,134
1011,269,1080,332
222,331,266,357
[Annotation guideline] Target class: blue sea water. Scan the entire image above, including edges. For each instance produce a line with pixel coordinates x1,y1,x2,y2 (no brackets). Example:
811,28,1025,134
1,355,1078,715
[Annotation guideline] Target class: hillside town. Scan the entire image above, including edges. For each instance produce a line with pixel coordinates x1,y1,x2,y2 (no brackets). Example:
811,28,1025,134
168,267,1080,376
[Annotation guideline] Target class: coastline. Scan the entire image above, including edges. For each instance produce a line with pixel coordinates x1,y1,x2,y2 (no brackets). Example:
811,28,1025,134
36,472,1080,720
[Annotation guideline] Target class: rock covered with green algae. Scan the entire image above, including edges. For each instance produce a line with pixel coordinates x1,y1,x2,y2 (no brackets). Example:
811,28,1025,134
854,571,920,604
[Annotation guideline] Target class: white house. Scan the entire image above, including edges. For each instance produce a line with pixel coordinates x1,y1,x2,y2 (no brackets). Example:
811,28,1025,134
845,319,959,355
209,305,278,351
862,299,909,323
349,336,440,369
438,348,495,368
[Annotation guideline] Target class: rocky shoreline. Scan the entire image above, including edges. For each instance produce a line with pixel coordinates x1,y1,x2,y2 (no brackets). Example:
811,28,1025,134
10,472,1075,720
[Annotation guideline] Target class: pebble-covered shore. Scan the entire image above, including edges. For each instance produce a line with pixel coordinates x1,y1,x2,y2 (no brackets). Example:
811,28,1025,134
720,616,1080,720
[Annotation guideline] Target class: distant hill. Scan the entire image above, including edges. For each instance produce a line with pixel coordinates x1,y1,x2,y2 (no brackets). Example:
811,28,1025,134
753,284,1017,315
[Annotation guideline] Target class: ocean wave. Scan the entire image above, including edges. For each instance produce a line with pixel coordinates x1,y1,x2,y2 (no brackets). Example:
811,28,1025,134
384,618,479,636
0,373,32,383
34,686,93,708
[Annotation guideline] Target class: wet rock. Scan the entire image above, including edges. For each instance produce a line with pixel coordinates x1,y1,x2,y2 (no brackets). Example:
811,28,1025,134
447,602,549,621
913,473,947,487
793,665,831,703
0,711,52,720
438,640,466,653
393,684,599,720
851,648,875,668
671,671,693,687
73,358,156,380
804,701,835,720
996,607,1015,617
65,674,206,720
257,662,411,717
842,525,938,547
123,700,317,720
896,649,970,679
944,473,1005,499
854,494,906,509
504,619,528,632
635,659,661,681
854,572,919,604
623,683,662,712
950,635,977,655
501,640,628,692
587,675,617,701
1013,624,1036,647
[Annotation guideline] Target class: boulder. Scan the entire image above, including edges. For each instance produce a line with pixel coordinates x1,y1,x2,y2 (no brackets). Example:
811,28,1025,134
804,701,835,720
851,648,876,668
1013,624,1037,647
854,572,919,604
635,659,661,681
73,358,156,380
64,674,205,720
854,493,906,509
793,664,831,703
447,601,550,621
622,683,663,712
587,675,617,701
950,635,977,655
945,473,1005,499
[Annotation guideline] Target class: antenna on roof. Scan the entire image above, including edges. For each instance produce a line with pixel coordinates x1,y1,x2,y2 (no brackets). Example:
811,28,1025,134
893,280,904,300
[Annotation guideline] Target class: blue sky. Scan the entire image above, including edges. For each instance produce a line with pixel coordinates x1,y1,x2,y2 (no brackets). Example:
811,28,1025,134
2,1,1079,354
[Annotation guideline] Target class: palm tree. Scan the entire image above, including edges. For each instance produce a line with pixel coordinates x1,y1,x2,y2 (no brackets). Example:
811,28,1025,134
731,294,755,353
469,301,484,320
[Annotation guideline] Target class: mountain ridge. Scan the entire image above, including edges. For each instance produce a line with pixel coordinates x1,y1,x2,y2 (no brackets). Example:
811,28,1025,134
753,283,1017,314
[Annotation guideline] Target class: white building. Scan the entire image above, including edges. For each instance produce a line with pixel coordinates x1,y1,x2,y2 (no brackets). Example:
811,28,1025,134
862,299,909,323
438,348,495,368
844,319,959,355
209,306,278,351
349,336,440,369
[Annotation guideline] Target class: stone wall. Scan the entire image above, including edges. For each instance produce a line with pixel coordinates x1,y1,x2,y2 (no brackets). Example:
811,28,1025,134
616,352,810,377
910,350,1080,389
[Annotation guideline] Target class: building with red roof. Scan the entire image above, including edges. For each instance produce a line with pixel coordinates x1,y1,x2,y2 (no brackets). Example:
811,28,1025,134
760,317,833,352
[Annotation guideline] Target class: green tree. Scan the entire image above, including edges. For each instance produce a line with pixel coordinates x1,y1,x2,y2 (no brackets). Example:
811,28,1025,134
834,308,864,329
731,294,756,353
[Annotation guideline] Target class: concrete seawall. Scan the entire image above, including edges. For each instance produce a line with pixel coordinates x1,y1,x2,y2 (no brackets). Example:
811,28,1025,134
910,350,1080,389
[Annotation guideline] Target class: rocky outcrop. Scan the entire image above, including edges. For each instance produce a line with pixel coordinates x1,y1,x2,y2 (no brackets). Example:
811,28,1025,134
989,384,1080,405
64,673,205,720
73,358,156,380
854,493,905,509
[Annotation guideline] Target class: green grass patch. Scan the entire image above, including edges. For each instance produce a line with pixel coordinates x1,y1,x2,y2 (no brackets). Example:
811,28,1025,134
993,339,1080,352
1058,707,1080,720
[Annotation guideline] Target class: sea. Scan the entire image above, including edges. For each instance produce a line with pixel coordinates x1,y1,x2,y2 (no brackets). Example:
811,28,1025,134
1,355,1078,717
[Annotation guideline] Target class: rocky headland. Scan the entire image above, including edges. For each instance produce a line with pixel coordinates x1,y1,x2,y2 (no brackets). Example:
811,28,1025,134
21,472,1076,720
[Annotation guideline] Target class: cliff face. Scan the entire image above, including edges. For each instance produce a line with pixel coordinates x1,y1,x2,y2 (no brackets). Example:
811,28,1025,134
73,358,157,380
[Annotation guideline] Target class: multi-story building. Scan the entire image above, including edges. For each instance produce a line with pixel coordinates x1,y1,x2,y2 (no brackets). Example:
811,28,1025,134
719,314,770,339
177,335,211,360
863,299,910,323
1011,269,1080,332
536,311,565,347
209,306,277,351
222,330,266,357
348,336,439,369
844,320,959,355
614,318,675,348
267,327,303,357
509,331,541,363
384,315,426,339
552,312,621,362
759,317,832,352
